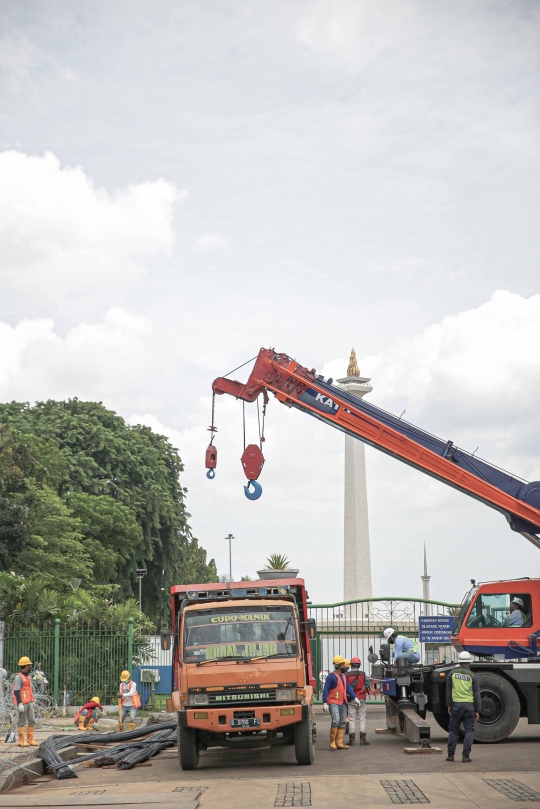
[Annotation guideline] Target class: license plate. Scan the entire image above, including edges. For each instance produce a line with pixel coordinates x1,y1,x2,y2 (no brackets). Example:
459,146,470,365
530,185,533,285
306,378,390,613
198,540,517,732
230,718,260,728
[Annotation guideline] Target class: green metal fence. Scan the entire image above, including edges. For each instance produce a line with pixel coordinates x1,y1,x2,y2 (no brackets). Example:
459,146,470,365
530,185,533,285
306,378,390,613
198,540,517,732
308,597,460,702
3,619,135,705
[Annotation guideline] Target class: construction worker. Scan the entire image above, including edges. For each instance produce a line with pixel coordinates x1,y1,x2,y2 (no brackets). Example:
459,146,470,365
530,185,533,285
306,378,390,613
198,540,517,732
504,598,526,627
12,656,37,747
322,655,362,750
346,656,371,746
73,697,103,731
118,670,141,731
446,650,481,763
383,628,420,664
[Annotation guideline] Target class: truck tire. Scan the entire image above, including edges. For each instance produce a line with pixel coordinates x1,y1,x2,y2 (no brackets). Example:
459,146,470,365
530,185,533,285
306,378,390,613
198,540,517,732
178,723,199,770
294,709,315,765
475,672,520,743
432,710,450,733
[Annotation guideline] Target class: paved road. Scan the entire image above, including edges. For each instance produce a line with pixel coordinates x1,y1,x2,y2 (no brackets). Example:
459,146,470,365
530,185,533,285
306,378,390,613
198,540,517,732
8,709,540,809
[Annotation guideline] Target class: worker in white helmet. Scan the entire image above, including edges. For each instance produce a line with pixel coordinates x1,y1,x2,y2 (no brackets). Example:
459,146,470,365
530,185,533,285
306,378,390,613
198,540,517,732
503,597,526,627
446,651,481,763
383,628,420,665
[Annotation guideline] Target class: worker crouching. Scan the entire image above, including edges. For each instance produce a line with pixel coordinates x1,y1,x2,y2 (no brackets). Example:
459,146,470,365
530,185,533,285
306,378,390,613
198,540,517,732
12,656,38,747
73,697,103,731
118,670,141,731
322,655,362,750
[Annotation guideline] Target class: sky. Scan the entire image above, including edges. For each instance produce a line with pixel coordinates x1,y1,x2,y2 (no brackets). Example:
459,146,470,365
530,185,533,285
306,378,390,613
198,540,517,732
0,0,539,605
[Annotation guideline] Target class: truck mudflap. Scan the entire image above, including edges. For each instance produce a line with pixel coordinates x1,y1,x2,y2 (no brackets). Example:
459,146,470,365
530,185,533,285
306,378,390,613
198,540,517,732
179,704,307,733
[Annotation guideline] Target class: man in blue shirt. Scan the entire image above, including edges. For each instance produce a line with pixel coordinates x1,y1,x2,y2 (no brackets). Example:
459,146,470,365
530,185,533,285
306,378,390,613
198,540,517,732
383,627,420,664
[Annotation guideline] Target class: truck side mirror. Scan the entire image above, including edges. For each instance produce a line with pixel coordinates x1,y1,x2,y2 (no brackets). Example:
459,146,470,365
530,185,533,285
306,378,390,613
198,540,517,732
306,618,317,639
160,631,174,651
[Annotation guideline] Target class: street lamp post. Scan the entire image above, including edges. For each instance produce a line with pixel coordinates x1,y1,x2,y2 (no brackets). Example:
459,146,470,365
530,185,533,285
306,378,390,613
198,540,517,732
136,569,147,614
225,534,234,585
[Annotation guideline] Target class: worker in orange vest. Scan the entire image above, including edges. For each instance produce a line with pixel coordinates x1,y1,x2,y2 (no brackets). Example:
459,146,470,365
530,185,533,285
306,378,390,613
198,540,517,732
12,656,38,748
118,670,141,731
322,655,361,750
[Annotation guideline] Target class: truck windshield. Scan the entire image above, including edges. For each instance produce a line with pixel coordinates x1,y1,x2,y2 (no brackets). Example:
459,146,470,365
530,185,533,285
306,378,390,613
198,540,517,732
451,586,478,635
183,606,298,663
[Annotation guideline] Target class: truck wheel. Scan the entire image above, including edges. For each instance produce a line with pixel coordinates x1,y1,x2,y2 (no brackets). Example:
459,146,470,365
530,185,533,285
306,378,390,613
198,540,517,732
432,710,450,733
294,709,315,765
178,723,199,770
475,672,520,743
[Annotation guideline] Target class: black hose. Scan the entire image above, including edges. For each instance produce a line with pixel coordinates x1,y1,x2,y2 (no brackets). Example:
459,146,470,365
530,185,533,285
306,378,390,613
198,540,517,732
37,722,177,779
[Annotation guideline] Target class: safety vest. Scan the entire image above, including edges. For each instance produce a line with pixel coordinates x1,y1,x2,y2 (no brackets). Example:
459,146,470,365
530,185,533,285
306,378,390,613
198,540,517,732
120,680,141,709
12,673,34,706
327,671,348,705
397,636,418,653
451,667,474,703
507,610,526,627
346,670,368,700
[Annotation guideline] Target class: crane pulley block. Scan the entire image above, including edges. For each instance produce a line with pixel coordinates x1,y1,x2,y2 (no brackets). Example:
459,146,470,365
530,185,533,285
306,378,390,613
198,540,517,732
241,444,265,481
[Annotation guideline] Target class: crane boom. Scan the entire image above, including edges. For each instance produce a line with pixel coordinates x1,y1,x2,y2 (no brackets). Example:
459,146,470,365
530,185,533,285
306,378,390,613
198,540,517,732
211,347,540,548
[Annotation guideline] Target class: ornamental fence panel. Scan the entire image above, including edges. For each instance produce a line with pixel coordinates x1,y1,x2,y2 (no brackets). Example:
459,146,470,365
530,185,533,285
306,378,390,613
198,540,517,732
307,597,460,702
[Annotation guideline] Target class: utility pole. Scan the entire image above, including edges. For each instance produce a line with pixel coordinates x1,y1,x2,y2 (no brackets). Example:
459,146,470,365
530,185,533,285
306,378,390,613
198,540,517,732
158,568,165,633
225,534,234,585
136,568,147,614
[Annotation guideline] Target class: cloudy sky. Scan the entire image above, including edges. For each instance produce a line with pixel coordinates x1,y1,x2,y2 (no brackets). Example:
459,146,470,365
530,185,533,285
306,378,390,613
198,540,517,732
1,0,539,605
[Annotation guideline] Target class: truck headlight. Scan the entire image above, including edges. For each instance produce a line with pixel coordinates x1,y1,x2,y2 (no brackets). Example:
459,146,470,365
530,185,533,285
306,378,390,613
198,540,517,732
276,688,295,701
188,693,209,706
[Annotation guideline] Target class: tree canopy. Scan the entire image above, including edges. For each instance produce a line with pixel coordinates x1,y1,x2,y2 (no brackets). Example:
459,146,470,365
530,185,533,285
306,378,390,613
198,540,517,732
0,400,217,621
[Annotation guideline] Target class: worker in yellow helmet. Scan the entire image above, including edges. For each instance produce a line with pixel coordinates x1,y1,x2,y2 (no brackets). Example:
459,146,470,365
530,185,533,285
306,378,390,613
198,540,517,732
73,696,103,731
12,656,38,747
322,655,361,750
118,670,141,731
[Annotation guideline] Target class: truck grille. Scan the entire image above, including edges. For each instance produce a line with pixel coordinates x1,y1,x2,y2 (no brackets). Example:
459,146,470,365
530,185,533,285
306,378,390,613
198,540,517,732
207,689,277,705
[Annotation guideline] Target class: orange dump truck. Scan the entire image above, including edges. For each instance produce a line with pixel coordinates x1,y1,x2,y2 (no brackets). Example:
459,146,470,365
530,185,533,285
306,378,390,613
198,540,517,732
170,578,317,769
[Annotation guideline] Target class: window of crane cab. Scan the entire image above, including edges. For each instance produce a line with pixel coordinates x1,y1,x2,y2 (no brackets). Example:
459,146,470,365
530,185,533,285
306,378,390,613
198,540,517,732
466,592,532,629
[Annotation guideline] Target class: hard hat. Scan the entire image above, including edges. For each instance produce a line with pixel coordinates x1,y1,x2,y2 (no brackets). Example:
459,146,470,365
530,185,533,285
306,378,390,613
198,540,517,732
383,628,396,640
344,659,350,667
350,656,361,665
120,670,130,681
90,696,101,704
511,597,524,608
332,655,345,667
18,656,32,667
458,651,473,663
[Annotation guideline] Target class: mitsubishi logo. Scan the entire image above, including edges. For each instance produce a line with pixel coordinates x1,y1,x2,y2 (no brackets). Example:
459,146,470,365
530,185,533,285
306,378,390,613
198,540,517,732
239,675,247,683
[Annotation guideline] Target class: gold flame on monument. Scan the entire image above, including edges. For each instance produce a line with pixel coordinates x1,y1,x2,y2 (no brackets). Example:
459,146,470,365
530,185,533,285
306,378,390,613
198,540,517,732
347,348,360,377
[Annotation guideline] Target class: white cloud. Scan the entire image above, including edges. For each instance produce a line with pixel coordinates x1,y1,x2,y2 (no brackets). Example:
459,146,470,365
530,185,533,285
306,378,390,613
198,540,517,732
193,234,231,252
0,150,185,300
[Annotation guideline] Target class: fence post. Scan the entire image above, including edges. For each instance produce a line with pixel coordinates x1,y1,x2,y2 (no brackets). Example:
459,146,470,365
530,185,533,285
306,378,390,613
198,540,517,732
128,618,133,673
53,618,60,703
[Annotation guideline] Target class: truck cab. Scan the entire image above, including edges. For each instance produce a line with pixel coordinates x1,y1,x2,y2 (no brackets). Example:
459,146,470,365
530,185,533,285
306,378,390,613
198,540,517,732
452,579,540,659
170,578,316,769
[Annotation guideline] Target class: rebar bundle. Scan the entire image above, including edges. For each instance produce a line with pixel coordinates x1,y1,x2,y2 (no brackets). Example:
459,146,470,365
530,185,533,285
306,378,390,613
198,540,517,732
37,721,177,779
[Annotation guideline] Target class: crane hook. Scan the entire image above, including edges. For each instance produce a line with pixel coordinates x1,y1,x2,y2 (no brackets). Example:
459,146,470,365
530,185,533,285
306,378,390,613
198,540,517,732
206,469,215,479
244,480,263,500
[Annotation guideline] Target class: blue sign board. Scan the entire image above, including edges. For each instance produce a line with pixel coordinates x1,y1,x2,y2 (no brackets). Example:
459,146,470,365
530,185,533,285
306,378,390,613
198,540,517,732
418,615,455,643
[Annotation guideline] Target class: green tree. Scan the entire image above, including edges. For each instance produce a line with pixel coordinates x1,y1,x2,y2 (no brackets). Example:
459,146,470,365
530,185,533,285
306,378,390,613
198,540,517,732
0,400,217,618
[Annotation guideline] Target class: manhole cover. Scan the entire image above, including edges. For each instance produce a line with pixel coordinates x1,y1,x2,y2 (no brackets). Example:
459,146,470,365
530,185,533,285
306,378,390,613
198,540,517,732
275,782,311,807
380,780,430,804
484,779,540,802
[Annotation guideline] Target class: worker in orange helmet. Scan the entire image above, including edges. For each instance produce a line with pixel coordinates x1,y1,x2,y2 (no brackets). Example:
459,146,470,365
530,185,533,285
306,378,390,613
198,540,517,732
118,670,141,731
73,697,103,731
12,656,38,747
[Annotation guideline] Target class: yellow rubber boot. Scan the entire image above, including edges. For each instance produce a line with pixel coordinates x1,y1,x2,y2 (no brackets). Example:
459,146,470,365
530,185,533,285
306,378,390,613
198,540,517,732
18,727,27,747
78,715,86,731
85,718,95,731
127,722,135,731
336,728,349,749
26,726,38,747
329,726,338,750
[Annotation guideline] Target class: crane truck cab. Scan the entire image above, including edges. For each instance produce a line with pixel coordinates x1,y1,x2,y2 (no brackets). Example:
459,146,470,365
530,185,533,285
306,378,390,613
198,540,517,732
170,578,316,770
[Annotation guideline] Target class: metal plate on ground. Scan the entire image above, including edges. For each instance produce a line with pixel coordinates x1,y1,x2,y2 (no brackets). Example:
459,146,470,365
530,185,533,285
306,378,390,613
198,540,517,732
380,780,430,804
275,782,311,807
484,779,540,802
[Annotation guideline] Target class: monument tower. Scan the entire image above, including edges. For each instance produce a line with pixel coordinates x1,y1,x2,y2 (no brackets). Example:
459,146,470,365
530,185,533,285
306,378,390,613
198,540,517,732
421,543,431,615
338,349,373,603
